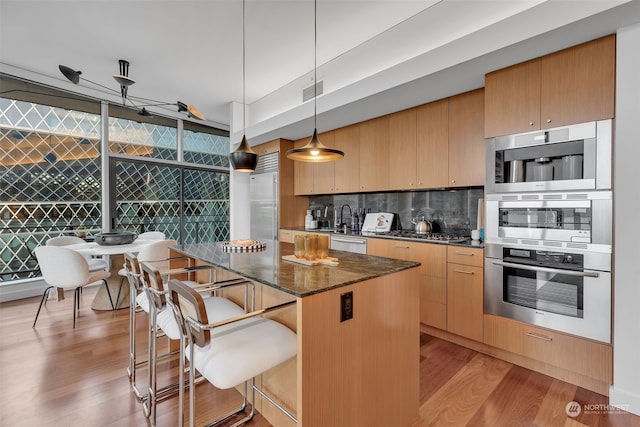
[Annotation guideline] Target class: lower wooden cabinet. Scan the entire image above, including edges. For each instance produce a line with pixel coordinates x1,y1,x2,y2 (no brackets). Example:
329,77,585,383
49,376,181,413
368,238,448,330
446,246,484,342
483,314,612,384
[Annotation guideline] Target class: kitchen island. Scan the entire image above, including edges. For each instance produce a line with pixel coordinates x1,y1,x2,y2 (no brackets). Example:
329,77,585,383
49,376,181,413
170,241,420,427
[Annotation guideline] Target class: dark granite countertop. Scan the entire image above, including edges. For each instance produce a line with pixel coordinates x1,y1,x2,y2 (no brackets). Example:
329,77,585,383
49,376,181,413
281,227,485,249
170,240,420,298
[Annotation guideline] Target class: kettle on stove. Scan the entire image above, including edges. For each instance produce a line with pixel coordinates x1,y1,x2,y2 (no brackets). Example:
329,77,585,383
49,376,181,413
411,216,432,234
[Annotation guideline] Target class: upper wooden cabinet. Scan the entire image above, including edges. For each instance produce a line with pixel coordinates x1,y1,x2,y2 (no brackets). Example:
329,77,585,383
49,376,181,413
448,89,485,187
334,124,360,193
389,109,417,190
416,99,449,189
293,131,336,195
485,35,615,137
359,116,389,192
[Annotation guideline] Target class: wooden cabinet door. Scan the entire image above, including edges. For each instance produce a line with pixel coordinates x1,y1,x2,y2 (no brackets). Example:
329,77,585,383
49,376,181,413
484,59,541,137
359,116,389,192
293,137,314,195
448,89,485,187
416,99,449,188
389,109,417,190
447,263,483,342
312,131,336,194
334,124,360,193
540,35,615,129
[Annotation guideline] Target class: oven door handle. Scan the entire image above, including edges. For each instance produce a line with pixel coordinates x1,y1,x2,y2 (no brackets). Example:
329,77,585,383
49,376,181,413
492,260,600,278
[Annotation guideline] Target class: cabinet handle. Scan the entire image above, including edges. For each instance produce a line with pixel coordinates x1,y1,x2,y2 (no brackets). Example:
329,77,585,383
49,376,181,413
547,119,552,123
454,269,474,275
529,122,534,126
451,179,455,184
525,332,553,342
394,245,410,249
455,252,474,256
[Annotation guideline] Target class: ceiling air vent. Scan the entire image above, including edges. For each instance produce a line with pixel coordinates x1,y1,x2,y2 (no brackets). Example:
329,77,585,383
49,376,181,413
303,81,323,102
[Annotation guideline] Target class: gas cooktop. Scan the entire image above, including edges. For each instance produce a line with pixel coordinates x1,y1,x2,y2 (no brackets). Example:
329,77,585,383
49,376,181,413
371,230,469,244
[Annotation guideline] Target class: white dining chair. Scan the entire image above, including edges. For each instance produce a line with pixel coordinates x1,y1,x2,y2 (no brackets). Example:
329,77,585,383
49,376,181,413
137,231,166,240
46,235,109,272
33,246,113,328
166,279,297,427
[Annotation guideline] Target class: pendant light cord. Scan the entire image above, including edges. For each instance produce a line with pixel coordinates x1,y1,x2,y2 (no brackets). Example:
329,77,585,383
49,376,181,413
314,0,317,130
243,0,246,135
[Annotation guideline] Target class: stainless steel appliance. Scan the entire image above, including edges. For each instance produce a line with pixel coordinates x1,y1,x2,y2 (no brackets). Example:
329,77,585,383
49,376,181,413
249,153,278,241
485,119,612,193
330,235,367,254
371,230,467,244
484,191,612,252
485,243,611,343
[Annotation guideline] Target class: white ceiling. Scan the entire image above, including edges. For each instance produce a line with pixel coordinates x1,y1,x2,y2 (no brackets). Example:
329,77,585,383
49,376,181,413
1,0,640,146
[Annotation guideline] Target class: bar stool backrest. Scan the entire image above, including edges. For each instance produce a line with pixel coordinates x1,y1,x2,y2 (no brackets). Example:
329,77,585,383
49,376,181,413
167,279,210,348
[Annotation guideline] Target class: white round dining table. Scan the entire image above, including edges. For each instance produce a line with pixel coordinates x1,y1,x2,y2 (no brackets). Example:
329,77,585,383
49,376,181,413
64,239,159,310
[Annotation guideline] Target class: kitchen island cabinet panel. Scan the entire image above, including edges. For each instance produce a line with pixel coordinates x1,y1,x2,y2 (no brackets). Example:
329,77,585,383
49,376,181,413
299,268,419,427
448,89,485,187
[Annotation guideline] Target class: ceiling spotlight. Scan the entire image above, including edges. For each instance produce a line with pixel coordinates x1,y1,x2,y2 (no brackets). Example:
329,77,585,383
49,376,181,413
137,107,153,117
112,59,135,87
177,102,206,121
59,65,81,84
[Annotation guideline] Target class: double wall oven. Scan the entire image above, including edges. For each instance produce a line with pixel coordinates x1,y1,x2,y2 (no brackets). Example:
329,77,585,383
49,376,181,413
484,120,613,344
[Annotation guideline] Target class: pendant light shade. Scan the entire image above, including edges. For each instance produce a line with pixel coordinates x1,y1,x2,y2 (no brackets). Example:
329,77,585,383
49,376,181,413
285,0,343,163
230,135,258,172
230,0,258,173
286,129,343,162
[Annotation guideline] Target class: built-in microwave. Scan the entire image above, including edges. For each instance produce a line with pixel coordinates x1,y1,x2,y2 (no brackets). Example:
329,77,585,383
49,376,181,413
484,191,612,253
485,120,612,193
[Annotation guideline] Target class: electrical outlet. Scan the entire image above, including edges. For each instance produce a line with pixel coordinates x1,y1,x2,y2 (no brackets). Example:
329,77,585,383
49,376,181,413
340,291,353,322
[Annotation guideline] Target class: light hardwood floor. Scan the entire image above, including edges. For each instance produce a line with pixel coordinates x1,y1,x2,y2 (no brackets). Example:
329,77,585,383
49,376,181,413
1,286,638,427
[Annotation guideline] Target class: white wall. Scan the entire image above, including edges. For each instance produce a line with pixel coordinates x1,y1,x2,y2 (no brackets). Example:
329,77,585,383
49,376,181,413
610,22,640,416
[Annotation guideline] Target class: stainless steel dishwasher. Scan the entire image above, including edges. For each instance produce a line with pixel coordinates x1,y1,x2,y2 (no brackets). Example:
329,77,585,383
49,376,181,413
330,235,367,254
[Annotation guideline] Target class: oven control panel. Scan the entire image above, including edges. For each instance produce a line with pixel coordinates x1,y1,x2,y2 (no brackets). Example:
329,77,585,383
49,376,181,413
503,247,583,269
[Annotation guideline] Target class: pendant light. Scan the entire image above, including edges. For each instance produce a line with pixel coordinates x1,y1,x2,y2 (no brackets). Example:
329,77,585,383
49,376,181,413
286,0,344,163
230,0,258,172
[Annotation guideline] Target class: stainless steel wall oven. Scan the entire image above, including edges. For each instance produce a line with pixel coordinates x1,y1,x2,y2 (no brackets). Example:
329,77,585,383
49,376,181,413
485,243,611,343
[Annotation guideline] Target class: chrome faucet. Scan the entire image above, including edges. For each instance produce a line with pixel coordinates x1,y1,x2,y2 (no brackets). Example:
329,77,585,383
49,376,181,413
340,204,352,229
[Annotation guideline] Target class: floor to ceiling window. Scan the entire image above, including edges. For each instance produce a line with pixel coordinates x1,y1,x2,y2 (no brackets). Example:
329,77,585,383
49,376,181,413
0,76,230,283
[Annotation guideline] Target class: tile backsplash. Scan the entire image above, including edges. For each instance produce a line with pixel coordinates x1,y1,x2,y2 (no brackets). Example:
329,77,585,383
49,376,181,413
309,187,485,235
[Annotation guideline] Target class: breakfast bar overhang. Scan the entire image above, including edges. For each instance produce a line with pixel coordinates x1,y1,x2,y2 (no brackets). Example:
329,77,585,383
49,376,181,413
169,240,421,427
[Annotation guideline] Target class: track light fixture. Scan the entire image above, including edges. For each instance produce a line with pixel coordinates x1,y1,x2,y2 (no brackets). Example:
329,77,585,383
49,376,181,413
58,60,205,120
229,0,258,173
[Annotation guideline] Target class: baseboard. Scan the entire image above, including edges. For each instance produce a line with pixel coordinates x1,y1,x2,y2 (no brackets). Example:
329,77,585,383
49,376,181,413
610,385,640,417
0,278,47,303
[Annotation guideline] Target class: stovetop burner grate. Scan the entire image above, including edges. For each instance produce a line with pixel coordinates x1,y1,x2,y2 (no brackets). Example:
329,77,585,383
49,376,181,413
373,230,468,243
